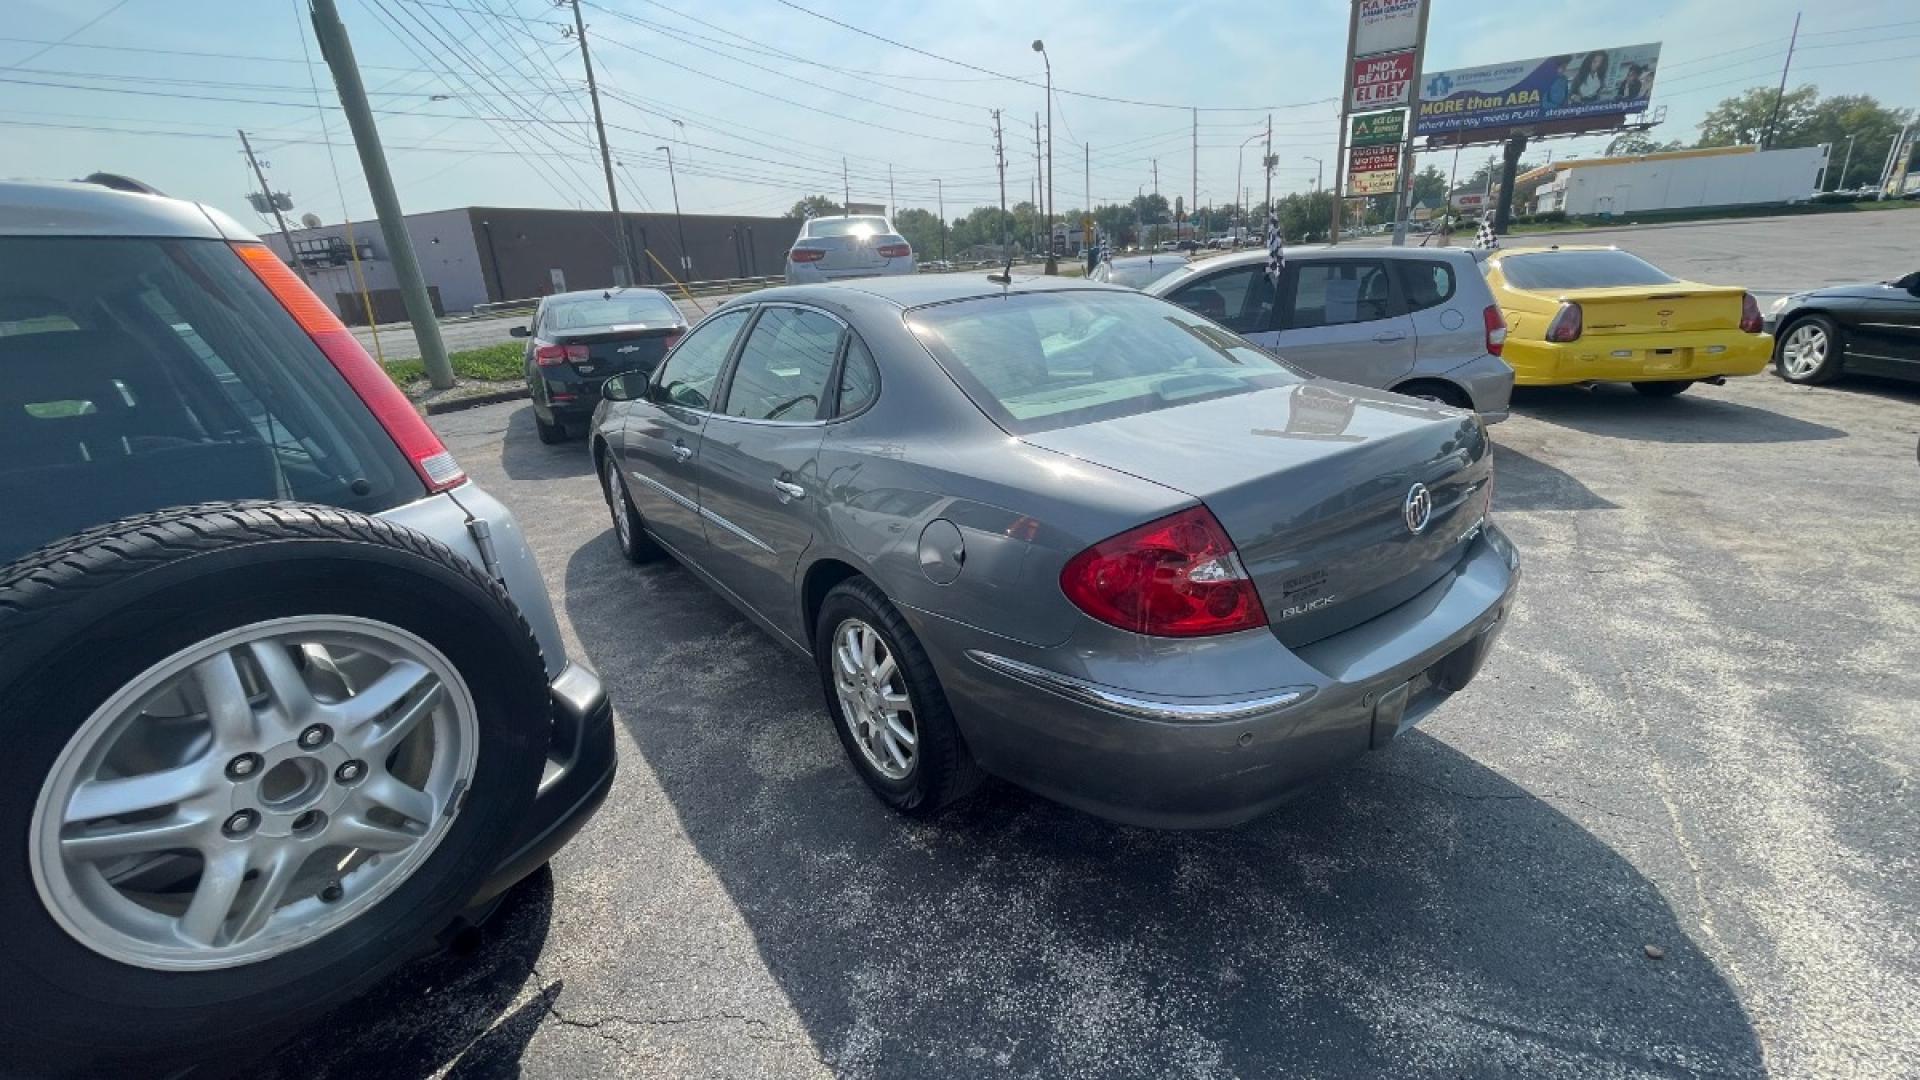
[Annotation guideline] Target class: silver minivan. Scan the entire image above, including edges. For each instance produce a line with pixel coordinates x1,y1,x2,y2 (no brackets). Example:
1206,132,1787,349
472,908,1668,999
1146,247,1514,421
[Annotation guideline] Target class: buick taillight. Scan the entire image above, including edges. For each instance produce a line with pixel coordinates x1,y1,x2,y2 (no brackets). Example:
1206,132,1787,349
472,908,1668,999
1545,302,1583,343
1483,304,1508,356
534,342,589,366
876,241,912,259
1060,506,1266,637
790,248,826,263
230,243,465,492
1739,292,1763,334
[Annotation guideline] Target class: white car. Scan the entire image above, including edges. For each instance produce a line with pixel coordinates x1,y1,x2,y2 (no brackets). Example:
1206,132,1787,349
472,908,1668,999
784,215,915,284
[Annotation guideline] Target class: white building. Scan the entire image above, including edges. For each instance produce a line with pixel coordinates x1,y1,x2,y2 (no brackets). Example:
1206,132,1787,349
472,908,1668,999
1526,145,1828,216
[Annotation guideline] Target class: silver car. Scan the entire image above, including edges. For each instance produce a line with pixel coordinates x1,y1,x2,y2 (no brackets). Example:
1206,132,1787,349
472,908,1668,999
592,275,1518,829
1145,247,1515,422
1088,252,1191,288
0,178,613,1073
784,214,915,284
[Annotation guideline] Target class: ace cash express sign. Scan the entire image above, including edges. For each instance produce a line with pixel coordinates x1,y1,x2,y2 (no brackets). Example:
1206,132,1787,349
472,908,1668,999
1351,50,1414,110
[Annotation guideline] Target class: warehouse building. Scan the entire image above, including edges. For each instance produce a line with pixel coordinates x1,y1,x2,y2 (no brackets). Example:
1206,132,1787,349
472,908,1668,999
1521,145,1827,217
265,205,800,324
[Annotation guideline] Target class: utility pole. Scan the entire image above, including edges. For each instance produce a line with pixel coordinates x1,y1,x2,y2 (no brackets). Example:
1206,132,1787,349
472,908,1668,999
1834,133,1857,191
566,0,633,284
656,145,690,280
1152,157,1159,197
1262,115,1273,225
309,0,452,389
888,164,895,220
237,130,296,263
993,109,1008,254
1332,0,1358,244
842,157,850,215
1084,141,1090,239
1191,107,1198,248
936,177,947,260
1762,12,1802,151
1391,0,1433,245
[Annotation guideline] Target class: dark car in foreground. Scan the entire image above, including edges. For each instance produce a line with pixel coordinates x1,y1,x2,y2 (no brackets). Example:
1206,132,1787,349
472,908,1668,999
0,179,613,1075
592,274,1518,829
1765,270,1920,385
512,287,687,443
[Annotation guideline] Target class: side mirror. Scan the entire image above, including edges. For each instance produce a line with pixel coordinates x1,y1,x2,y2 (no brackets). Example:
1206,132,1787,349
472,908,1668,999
508,324,530,338
601,374,635,403
1897,271,1920,295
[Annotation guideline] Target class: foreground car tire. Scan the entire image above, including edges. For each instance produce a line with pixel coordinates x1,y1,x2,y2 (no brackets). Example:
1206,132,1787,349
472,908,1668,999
0,503,546,1075
1775,314,1840,384
1632,380,1693,398
814,578,985,816
602,453,664,564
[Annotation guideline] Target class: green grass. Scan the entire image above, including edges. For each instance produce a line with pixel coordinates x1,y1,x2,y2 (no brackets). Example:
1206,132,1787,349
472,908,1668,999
380,341,523,385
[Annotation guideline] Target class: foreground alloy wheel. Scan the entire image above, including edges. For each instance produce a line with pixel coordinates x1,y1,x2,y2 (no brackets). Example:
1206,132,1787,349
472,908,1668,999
814,577,985,816
602,452,662,564
1776,316,1838,384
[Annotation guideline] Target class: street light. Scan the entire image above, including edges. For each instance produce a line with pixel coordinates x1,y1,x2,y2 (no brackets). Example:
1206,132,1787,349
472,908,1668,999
656,145,690,282
1032,39,1055,275
1304,156,1323,193
1834,133,1858,191
1236,131,1263,246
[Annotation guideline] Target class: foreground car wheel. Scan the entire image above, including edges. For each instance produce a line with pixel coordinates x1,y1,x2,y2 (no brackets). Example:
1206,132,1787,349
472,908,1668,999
1776,315,1839,384
602,453,662,564
0,503,545,1074
1632,380,1692,398
814,579,985,816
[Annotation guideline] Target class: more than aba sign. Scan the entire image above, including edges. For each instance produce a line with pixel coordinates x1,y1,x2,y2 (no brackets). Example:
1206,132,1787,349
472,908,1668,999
1414,42,1661,137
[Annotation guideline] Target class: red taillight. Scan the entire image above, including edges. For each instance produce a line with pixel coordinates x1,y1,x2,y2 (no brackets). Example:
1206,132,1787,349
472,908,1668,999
1059,506,1267,638
534,342,589,366
660,330,685,351
231,243,464,492
1545,301,1583,343
876,242,911,259
1739,292,1763,334
790,248,826,263
1483,304,1508,357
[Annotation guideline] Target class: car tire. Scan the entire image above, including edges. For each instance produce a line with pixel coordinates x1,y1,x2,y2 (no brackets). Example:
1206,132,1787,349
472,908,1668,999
534,409,569,444
1774,314,1841,384
1395,380,1473,409
601,451,663,564
0,502,547,1075
814,578,986,817
1632,380,1692,398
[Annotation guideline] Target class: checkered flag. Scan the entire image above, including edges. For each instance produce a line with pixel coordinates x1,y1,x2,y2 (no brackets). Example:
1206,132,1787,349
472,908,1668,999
1476,219,1499,250
1265,212,1285,282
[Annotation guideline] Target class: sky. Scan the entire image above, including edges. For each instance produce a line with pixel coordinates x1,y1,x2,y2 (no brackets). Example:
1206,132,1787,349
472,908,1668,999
4,0,1916,234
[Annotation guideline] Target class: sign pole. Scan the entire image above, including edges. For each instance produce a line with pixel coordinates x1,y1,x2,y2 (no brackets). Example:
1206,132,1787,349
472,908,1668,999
1390,0,1432,246
1331,0,1360,245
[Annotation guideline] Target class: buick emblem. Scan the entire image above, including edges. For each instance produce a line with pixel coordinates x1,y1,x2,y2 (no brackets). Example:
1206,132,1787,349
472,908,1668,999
1403,483,1433,535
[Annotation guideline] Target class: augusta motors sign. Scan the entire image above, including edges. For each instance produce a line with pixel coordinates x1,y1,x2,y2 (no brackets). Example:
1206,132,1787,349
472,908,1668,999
1348,144,1402,195
1351,50,1414,110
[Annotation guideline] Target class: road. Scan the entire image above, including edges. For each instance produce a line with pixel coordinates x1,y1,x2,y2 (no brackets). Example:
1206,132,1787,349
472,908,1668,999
254,369,1920,1078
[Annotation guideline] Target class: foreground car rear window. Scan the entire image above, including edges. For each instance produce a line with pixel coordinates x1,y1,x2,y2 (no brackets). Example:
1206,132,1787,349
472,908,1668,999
907,289,1299,435
1499,250,1679,290
0,236,419,564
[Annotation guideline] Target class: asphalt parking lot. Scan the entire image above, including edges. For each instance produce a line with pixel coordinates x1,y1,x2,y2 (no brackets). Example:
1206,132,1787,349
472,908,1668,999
248,360,1920,1078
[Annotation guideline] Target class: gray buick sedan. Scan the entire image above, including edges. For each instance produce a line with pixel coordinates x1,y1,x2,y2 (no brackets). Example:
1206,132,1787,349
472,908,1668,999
591,275,1518,827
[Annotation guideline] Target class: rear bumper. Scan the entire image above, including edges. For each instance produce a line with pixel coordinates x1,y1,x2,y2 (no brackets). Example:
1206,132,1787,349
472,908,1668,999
912,526,1521,828
1506,332,1772,384
470,661,616,903
784,261,915,284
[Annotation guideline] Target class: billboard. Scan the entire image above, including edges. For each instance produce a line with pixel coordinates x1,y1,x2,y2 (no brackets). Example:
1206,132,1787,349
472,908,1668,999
1414,43,1661,137
1354,0,1423,58
1348,144,1401,195
1351,50,1415,110
1350,111,1406,147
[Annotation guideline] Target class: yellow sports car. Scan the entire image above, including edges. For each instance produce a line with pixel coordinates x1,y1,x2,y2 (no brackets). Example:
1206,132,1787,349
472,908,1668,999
1482,245,1771,397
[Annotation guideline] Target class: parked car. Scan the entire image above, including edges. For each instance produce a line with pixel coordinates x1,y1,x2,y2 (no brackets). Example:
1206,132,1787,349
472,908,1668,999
0,178,614,1074
1765,269,1920,385
510,287,687,443
785,214,915,284
591,275,1517,829
1482,245,1770,397
1145,247,1514,422
1088,252,1190,289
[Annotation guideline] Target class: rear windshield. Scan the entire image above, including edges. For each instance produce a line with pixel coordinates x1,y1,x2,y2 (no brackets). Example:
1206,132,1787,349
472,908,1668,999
0,236,419,565
806,216,890,239
1498,250,1678,290
907,289,1300,435
544,291,680,331
1110,257,1190,289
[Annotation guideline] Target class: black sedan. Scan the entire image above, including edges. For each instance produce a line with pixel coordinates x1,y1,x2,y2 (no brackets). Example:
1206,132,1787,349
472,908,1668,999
512,287,687,442
1765,270,1920,385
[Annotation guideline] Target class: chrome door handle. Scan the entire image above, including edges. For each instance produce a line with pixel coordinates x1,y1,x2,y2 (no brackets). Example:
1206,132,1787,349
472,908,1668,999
772,479,807,501
671,443,693,462
1373,331,1407,343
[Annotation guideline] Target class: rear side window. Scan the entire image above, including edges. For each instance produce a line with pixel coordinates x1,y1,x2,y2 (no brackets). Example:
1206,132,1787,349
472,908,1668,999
1499,250,1678,289
1284,260,1397,329
0,236,419,565
835,335,879,416
1396,261,1456,311
721,306,842,422
652,307,748,409
1166,264,1275,334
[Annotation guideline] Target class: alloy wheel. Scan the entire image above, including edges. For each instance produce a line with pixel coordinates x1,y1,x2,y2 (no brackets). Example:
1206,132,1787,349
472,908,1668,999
29,616,479,971
1782,323,1828,379
605,456,634,552
830,618,918,781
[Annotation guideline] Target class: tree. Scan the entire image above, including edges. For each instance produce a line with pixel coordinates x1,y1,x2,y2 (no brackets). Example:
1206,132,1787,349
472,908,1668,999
1807,93,1912,189
1412,165,1446,209
1698,85,1820,148
1604,131,1686,156
787,194,841,219
890,207,943,258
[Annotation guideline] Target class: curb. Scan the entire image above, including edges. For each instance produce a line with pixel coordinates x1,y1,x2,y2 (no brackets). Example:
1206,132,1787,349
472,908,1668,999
419,387,530,415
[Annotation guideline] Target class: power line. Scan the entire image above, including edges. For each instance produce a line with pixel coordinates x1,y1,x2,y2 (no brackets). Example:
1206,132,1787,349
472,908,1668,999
0,0,133,70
